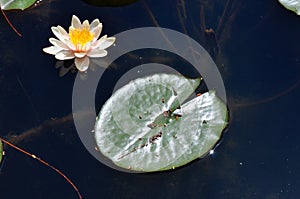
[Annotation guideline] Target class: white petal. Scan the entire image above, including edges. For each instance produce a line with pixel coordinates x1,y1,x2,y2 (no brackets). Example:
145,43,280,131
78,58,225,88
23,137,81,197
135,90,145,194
90,20,102,40
82,20,90,29
43,46,63,55
71,15,81,28
75,57,90,72
49,38,69,50
93,36,115,50
90,19,101,29
91,25,102,42
90,19,100,30
57,25,69,39
84,42,92,51
87,49,107,58
51,26,68,42
92,35,107,49
55,50,75,60
74,52,87,58
64,39,76,51
101,37,116,49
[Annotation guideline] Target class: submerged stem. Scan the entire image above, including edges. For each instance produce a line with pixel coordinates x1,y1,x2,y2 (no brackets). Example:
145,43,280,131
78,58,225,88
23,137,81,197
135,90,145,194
0,137,83,199
0,8,22,37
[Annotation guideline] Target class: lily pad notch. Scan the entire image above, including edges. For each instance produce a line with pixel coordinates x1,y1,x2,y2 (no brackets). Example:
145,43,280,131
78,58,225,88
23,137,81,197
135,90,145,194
94,73,229,172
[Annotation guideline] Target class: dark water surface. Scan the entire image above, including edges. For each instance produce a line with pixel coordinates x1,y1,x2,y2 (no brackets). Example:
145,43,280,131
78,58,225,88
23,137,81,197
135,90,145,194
0,0,299,198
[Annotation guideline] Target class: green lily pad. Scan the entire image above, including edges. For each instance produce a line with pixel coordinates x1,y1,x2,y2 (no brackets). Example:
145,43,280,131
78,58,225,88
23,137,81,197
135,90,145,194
0,141,3,164
81,0,138,7
278,0,300,15
94,73,228,172
0,0,36,10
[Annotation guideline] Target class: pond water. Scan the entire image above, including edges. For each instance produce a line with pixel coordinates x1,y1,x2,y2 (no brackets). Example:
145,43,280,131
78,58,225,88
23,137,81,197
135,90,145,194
0,0,299,198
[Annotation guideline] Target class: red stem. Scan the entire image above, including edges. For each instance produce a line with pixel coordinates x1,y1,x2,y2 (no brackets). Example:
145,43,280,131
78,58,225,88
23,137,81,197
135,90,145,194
0,137,83,199
1,8,22,37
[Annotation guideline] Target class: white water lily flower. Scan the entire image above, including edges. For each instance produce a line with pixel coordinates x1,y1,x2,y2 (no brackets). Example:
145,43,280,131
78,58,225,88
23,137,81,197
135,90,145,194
43,15,116,72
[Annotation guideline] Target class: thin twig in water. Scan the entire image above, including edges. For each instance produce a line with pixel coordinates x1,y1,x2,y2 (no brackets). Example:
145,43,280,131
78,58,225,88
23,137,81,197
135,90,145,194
199,2,207,40
141,0,178,53
177,0,188,35
0,137,83,199
216,0,233,36
232,78,300,108
218,0,244,46
16,75,39,121
178,0,187,19
0,8,22,37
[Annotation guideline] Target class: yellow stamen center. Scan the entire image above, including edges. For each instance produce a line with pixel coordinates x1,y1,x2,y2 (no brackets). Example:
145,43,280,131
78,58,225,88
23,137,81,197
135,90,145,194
69,27,94,47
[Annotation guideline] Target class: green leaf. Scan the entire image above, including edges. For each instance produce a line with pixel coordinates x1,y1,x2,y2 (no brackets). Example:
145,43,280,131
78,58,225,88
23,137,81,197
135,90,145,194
278,0,300,15
94,73,228,172
0,140,3,164
80,0,138,7
0,0,36,10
